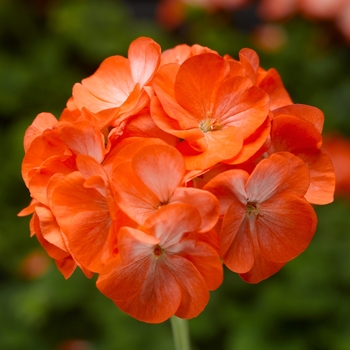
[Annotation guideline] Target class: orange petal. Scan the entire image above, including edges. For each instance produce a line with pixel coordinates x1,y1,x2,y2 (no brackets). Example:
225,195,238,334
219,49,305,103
224,115,271,165
141,203,202,247
297,150,335,205
221,202,254,273
150,96,202,140
170,255,210,320
272,104,324,134
270,115,322,152
73,56,134,112
213,77,269,139
171,187,219,232
112,161,160,224
52,172,112,272
177,240,223,290
22,130,71,187
57,121,106,163
114,258,182,323
239,48,260,84
204,169,249,215
239,248,285,283
257,68,293,110
246,153,310,202
174,53,230,119
28,157,75,205
128,37,161,87
132,144,186,204
24,112,58,152
179,126,244,170
18,199,38,217
257,194,317,263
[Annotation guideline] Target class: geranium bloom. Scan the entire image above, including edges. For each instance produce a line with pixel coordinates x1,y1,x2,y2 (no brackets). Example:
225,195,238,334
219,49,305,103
19,37,335,324
152,52,270,170
70,37,161,125
96,203,223,323
204,152,317,283
112,143,220,232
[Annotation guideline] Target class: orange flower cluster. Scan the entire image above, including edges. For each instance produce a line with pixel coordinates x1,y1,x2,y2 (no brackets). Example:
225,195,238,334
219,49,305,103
19,37,335,323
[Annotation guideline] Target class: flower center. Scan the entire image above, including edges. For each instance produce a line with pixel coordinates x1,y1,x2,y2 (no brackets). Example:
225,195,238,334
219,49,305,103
153,244,163,258
199,118,222,133
246,202,260,216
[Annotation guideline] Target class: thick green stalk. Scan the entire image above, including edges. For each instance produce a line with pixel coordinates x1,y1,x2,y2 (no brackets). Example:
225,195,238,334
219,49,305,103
170,316,191,350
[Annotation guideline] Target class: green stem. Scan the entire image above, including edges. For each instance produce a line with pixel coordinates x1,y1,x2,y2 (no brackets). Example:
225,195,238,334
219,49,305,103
170,316,191,350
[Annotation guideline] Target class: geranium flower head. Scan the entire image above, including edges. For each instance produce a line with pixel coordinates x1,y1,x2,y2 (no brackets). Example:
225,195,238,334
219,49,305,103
19,36,335,323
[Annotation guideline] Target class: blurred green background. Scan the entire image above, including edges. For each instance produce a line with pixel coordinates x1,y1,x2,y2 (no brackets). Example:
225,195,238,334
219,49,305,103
1,0,350,349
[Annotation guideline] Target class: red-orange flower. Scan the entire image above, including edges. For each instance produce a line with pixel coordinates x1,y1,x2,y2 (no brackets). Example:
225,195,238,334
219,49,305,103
96,203,223,323
204,152,317,283
70,37,161,125
112,144,220,232
151,52,269,170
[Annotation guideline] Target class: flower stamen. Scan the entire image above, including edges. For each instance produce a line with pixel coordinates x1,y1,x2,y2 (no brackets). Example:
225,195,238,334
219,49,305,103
246,201,260,216
153,244,163,259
